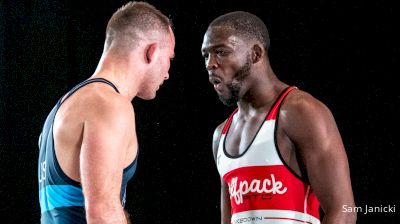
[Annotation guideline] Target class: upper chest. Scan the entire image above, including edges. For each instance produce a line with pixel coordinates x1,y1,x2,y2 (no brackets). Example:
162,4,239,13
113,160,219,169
224,112,269,156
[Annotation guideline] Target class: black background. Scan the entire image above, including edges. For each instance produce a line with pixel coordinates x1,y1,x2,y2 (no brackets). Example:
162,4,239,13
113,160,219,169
0,0,398,223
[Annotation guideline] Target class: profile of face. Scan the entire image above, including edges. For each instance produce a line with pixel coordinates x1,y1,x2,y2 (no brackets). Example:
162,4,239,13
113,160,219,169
140,29,175,100
201,26,252,106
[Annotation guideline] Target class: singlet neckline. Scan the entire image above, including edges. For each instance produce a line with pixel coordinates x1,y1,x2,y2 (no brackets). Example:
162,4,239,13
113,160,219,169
222,86,295,159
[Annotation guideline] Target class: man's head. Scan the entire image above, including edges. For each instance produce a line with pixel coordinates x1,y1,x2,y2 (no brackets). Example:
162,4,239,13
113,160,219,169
201,11,270,106
106,1,175,100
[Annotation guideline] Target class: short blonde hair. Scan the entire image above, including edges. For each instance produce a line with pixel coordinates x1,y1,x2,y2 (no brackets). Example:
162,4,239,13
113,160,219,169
105,1,172,51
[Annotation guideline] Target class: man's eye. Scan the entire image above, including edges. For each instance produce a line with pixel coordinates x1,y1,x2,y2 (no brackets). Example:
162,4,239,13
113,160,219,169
216,50,227,56
203,54,209,59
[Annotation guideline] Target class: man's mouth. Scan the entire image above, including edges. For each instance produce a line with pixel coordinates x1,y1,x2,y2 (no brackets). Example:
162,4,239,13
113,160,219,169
209,77,222,92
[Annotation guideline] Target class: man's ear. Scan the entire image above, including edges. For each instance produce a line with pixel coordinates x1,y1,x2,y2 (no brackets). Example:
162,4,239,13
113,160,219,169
252,44,263,63
145,43,159,64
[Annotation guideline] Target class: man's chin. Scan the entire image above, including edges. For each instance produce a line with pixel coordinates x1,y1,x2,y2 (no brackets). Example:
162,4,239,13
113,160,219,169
138,92,157,100
219,95,236,106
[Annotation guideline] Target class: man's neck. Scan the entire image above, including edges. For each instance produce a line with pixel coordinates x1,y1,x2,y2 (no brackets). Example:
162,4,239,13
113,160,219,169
237,71,287,115
92,53,142,101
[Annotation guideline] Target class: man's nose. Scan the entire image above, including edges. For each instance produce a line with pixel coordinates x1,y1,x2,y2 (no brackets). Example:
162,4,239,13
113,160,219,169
206,54,218,71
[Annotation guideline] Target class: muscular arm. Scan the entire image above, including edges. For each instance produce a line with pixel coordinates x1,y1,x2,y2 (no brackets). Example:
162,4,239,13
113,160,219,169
80,96,134,224
212,121,231,224
282,92,356,224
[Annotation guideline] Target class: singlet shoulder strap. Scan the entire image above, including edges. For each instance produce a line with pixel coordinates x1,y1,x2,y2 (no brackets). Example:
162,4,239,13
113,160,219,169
59,78,119,104
266,86,297,120
222,108,238,135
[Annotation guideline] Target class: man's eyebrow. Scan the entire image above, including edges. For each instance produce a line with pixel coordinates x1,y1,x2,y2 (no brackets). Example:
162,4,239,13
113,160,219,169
202,44,228,53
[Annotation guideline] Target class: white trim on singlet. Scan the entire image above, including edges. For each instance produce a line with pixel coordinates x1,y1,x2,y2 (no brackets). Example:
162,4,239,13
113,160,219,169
231,209,321,224
304,186,311,216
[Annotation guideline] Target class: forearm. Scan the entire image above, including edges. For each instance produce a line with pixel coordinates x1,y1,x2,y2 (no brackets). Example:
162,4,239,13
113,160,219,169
221,207,231,224
124,210,132,224
221,189,231,224
322,208,357,224
86,202,127,224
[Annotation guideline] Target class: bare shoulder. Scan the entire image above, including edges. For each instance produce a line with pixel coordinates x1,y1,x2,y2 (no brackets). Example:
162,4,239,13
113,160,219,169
281,89,333,122
77,84,136,158
79,84,135,122
280,89,337,138
283,89,331,115
56,82,135,133
212,120,227,161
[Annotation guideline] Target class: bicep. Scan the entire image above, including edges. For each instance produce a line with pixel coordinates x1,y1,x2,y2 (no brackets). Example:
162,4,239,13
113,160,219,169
286,99,354,212
213,121,231,223
221,177,231,224
80,108,132,203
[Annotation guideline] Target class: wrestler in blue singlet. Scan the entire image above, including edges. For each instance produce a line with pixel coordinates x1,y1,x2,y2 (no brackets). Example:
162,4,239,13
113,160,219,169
38,78,137,223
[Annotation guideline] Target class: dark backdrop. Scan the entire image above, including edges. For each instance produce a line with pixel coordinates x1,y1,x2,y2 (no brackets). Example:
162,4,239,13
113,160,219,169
0,0,398,223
